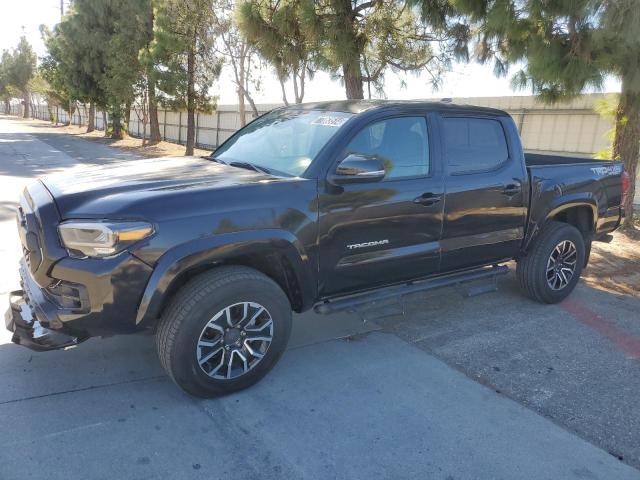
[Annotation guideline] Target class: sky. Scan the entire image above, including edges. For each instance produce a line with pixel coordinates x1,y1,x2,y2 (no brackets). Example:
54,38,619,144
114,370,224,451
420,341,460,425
1,0,621,105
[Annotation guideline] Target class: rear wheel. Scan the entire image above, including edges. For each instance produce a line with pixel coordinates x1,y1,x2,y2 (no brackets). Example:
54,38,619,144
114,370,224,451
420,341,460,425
156,266,292,397
517,221,585,304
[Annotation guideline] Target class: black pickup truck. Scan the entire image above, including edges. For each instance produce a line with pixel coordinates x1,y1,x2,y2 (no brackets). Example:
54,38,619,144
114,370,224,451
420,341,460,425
6,100,629,397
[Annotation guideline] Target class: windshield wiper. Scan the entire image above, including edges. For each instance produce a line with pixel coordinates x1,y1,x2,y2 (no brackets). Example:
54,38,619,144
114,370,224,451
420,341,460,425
207,156,228,165
228,161,272,175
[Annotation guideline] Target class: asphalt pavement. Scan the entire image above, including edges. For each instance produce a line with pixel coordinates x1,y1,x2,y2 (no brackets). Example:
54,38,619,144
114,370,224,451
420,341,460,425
0,115,639,480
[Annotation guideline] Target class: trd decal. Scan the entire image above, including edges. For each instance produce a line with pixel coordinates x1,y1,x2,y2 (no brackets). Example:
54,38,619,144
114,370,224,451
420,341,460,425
591,165,622,176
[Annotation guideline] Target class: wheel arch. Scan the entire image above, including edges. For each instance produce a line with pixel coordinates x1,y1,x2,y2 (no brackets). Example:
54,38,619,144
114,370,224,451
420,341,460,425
523,197,597,255
546,202,596,238
135,230,315,327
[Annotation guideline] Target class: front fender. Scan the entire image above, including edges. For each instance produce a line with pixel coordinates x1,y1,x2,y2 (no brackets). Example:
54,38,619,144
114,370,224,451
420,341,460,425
135,229,314,325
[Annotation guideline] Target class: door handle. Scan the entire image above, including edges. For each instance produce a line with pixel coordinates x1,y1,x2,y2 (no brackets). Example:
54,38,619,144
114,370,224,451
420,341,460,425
414,193,441,206
502,183,522,196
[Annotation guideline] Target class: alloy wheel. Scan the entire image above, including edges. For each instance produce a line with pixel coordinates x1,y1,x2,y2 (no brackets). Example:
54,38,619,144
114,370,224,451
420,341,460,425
546,240,578,290
196,301,273,379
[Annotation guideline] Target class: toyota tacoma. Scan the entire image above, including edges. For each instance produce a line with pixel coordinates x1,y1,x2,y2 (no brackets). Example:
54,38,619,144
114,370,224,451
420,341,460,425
6,100,629,397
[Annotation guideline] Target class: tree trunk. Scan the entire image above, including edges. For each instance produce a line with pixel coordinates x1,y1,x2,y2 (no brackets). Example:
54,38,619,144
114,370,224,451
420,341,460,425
23,93,30,118
238,88,246,128
102,111,108,136
613,81,640,227
4,99,10,114
278,74,289,106
124,100,132,137
185,45,196,156
343,62,364,99
148,77,161,144
298,68,306,103
111,105,123,139
87,102,95,132
293,72,300,103
245,88,259,118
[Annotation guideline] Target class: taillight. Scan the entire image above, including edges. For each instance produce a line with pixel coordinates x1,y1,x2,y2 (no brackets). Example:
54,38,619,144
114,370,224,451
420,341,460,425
621,170,630,206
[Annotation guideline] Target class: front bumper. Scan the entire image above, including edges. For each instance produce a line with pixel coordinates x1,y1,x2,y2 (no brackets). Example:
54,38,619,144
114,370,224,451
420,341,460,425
5,290,83,351
5,253,153,351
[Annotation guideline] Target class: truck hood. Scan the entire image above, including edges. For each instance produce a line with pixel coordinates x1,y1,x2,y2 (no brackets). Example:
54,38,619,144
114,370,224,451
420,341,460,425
40,156,273,218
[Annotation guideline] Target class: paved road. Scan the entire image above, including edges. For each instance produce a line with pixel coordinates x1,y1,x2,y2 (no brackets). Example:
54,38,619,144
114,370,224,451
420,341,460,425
1,115,639,480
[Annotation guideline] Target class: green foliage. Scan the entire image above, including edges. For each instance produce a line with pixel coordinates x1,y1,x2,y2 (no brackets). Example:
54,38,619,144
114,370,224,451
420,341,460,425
447,0,640,100
241,0,470,99
5,37,37,95
41,0,151,134
151,0,223,113
594,94,619,160
40,6,107,111
0,51,12,104
237,0,313,102
1,37,36,108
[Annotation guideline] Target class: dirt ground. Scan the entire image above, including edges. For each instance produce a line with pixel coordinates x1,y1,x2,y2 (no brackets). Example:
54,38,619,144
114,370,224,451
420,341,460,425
54,122,211,158
586,229,640,297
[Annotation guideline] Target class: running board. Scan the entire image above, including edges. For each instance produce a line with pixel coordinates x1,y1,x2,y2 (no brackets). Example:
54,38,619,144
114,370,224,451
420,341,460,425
314,265,509,315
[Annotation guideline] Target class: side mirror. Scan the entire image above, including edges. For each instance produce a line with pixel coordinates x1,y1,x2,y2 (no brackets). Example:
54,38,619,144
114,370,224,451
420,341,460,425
329,154,386,184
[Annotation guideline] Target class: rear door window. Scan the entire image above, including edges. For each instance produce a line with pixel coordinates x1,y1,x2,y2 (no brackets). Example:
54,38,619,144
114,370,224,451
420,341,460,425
443,117,509,174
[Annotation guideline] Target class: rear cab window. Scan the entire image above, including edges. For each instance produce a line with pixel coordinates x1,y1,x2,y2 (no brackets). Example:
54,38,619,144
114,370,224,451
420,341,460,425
443,117,509,174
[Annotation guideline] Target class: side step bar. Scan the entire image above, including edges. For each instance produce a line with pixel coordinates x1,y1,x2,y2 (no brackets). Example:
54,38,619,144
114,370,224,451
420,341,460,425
314,265,509,315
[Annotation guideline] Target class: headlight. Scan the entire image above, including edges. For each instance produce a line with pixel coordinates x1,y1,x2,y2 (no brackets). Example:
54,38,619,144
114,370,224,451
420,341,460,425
58,221,154,258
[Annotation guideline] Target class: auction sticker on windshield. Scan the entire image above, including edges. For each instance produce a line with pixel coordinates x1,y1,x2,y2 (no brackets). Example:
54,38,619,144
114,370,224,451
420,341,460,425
311,116,349,127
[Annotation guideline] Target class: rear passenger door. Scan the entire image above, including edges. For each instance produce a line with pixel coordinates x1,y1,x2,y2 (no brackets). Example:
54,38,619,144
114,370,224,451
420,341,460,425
439,115,527,271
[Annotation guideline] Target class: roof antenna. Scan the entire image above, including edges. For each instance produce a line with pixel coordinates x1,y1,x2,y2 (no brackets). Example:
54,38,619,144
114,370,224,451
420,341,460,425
440,98,453,103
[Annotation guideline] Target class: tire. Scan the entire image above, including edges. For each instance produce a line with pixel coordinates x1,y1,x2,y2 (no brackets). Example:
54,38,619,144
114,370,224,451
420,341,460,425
517,221,585,304
156,266,292,397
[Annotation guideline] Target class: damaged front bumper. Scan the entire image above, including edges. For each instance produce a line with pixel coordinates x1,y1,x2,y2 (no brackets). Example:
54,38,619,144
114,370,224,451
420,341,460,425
5,289,84,351
5,259,87,351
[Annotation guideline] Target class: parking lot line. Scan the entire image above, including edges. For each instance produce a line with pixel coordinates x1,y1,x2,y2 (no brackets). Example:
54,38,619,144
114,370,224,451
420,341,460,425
562,297,640,359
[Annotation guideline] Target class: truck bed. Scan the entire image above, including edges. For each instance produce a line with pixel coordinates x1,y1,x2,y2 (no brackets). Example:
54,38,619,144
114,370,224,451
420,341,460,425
524,152,605,166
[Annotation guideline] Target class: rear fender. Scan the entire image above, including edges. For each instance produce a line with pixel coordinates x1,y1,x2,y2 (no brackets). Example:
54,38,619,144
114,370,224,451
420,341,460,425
523,194,598,252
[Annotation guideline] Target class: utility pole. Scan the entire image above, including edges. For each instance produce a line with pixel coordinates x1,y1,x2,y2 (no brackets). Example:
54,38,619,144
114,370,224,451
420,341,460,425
60,0,64,18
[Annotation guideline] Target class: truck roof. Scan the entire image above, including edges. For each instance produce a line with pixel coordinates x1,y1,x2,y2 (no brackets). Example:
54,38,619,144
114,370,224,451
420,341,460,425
285,99,508,117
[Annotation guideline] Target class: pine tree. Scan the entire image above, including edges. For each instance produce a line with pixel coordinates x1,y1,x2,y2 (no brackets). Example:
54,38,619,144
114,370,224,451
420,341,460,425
139,2,162,144
237,0,313,104
288,0,469,99
5,37,37,118
0,52,13,114
152,0,223,155
102,0,151,139
41,2,110,131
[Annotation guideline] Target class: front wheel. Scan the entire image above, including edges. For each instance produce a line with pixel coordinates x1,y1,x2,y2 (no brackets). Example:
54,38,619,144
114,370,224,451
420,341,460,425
156,266,292,397
517,221,585,304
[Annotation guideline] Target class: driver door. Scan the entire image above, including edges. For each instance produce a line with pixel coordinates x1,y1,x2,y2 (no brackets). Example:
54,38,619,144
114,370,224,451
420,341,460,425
317,115,444,297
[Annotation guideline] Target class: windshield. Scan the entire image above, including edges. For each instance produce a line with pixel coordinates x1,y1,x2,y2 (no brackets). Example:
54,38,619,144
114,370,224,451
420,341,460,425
213,109,353,176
